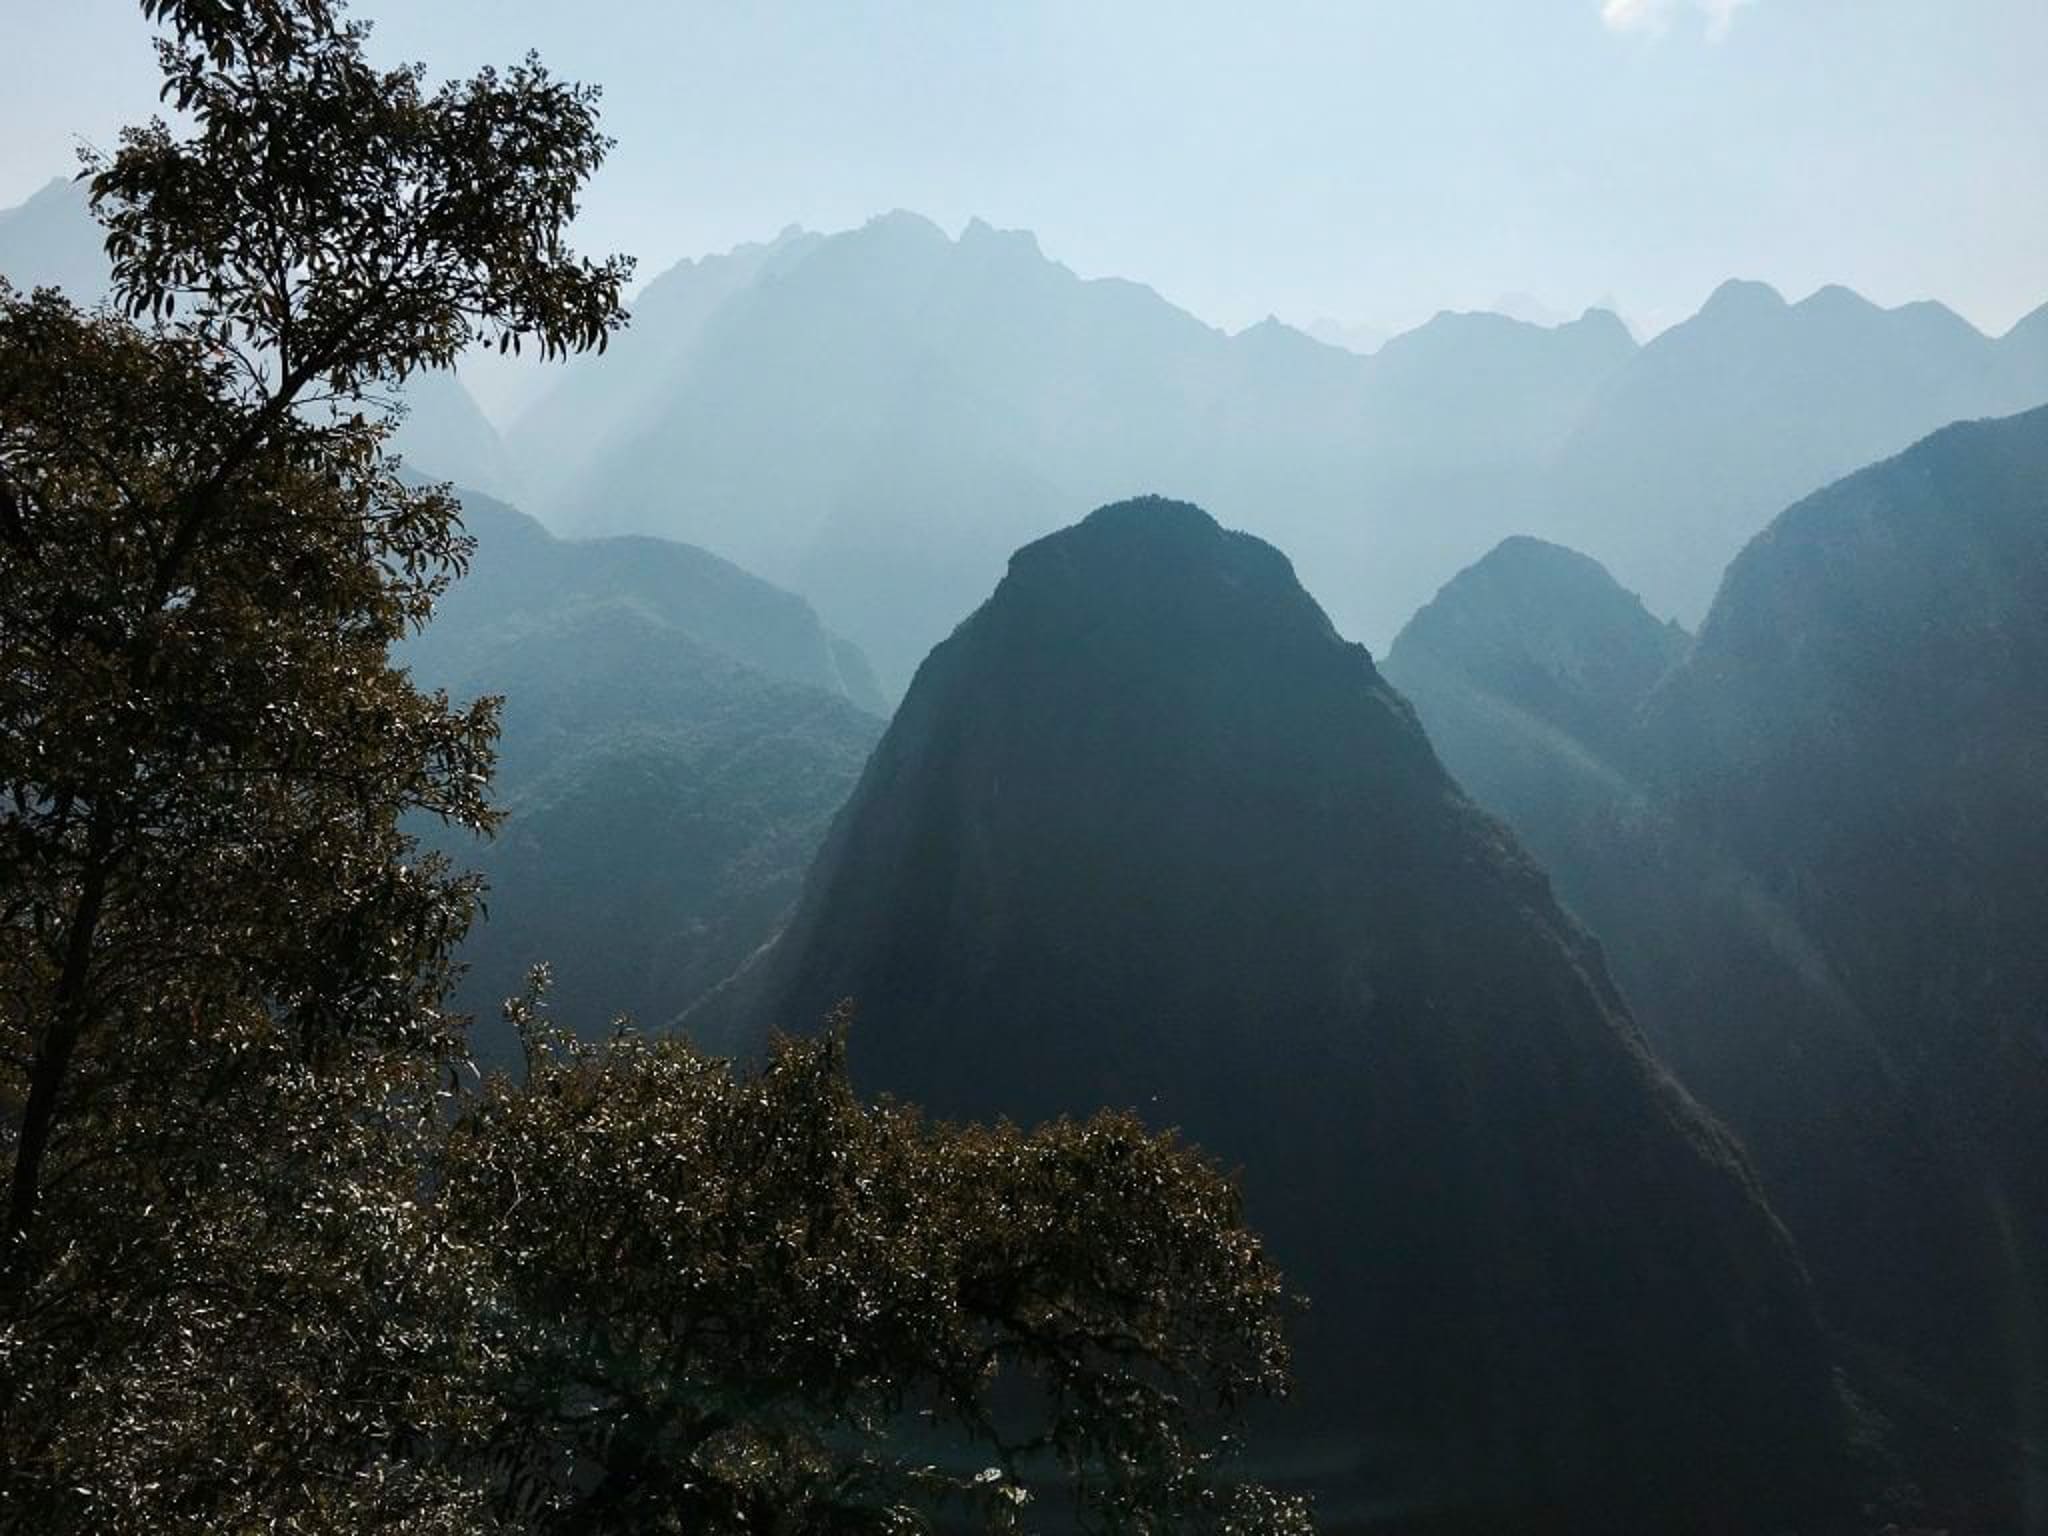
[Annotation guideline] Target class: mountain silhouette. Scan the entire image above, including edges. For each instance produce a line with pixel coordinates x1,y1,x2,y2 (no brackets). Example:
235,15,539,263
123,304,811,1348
516,213,1646,690
12,181,2044,687
1545,280,2048,623
707,496,1853,1531
505,212,2045,695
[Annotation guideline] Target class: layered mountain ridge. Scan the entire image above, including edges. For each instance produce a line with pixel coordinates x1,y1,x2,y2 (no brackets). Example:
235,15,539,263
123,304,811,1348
17,173,2040,700
404,494,885,1058
1386,405,2048,1525
504,210,2048,692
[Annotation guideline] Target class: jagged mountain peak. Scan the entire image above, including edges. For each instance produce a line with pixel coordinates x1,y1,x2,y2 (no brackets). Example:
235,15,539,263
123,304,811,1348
856,207,950,245
1570,304,1636,343
1795,281,1881,316
956,215,1043,259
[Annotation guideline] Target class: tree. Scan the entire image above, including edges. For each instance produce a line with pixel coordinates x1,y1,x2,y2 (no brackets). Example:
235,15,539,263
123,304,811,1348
444,997,1311,1536
0,0,630,1280
2,0,626,1522
1,3,1312,1530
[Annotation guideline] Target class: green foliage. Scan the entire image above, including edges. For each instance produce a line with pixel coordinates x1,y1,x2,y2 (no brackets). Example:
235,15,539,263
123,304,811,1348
0,0,631,1275
2,0,610,1522
106,0,633,388
1,1035,500,1533
2,0,627,1254
443,995,1309,1535
4,976,1309,1533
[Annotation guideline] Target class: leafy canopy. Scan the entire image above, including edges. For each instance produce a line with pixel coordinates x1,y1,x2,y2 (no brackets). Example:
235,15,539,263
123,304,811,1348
443,999,1310,1535
2,0,629,1271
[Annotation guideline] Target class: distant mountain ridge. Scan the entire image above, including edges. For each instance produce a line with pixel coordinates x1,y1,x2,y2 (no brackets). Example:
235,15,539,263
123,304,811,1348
408,493,884,712
509,222,827,511
517,210,1648,688
503,209,2048,692
1544,277,2048,621
19,172,2036,692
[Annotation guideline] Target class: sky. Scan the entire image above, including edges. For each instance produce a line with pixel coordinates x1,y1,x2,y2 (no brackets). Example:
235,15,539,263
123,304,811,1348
3,0,2044,340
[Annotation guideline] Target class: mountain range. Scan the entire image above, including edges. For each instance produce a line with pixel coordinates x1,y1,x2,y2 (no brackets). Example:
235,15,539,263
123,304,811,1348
1385,404,2048,1527
14,164,2047,1530
503,210,2048,693
15,175,2045,701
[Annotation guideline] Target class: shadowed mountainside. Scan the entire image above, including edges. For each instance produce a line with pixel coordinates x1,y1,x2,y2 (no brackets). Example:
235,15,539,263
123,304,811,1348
704,496,1855,1533
1386,407,2048,1525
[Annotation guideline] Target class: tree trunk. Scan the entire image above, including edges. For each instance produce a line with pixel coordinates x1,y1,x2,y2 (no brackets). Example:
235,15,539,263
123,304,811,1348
3,831,111,1285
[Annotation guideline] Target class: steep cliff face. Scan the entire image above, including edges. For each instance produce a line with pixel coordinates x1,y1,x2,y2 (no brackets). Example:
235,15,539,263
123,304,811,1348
723,497,1849,1531
1647,407,2048,1059
1640,406,2048,1499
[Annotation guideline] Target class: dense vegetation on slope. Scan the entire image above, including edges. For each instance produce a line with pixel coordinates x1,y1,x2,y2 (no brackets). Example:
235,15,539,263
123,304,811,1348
713,496,1855,1533
404,496,883,1057
1383,535,1686,771
1643,407,2048,1502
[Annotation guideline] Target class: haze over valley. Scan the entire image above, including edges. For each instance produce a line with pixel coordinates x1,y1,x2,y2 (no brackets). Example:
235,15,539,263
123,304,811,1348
5,3,2046,1531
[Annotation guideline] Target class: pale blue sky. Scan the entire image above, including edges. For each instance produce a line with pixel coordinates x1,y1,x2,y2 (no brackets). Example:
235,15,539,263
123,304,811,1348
4,0,2043,337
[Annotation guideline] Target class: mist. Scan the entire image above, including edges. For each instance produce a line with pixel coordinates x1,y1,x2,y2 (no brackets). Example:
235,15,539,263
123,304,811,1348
5,3,2046,1532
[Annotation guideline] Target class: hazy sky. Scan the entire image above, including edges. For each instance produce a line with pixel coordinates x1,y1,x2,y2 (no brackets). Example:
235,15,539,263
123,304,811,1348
4,0,2044,338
